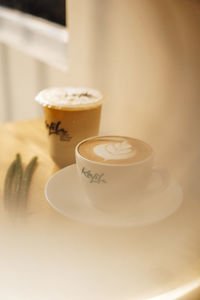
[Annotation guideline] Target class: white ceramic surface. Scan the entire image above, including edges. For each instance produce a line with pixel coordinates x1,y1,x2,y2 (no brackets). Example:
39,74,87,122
45,164,182,228
75,136,155,212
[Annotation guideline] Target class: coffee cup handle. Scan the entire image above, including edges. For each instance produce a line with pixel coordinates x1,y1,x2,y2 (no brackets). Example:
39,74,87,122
145,166,170,194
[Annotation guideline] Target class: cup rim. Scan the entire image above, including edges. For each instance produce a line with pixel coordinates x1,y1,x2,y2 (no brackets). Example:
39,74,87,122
35,86,104,111
75,135,154,167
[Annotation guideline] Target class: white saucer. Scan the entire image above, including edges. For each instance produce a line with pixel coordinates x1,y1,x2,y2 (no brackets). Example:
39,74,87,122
45,164,183,228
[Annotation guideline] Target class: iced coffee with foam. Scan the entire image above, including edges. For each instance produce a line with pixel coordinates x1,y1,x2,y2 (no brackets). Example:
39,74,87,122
35,87,103,167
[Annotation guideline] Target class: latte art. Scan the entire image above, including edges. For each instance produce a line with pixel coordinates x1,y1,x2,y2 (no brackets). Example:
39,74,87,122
94,140,136,161
78,136,153,165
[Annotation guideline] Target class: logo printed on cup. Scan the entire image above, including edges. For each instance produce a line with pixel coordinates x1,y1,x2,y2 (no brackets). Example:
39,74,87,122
81,167,107,184
45,120,72,141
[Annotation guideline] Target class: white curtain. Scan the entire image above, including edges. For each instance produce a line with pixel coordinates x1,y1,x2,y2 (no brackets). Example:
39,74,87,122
68,0,200,190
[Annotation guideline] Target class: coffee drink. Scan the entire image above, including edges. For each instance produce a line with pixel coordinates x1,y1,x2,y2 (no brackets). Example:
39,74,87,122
76,136,155,213
78,136,152,165
35,87,103,167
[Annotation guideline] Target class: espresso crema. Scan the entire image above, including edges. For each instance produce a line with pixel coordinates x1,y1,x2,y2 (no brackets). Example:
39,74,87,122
35,87,103,110
78,136,152,165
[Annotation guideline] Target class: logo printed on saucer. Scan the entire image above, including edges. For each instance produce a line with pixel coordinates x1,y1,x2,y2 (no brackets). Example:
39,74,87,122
81,167,107,184
45,121,72,141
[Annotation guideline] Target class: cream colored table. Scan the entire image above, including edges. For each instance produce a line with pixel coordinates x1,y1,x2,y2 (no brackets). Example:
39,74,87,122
0,119,200,300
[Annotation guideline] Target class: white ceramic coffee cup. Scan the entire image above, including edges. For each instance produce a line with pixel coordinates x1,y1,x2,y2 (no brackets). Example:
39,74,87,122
75,136,169,213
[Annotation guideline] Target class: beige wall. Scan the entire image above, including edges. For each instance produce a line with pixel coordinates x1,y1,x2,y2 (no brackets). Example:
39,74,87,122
68,0,200,190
